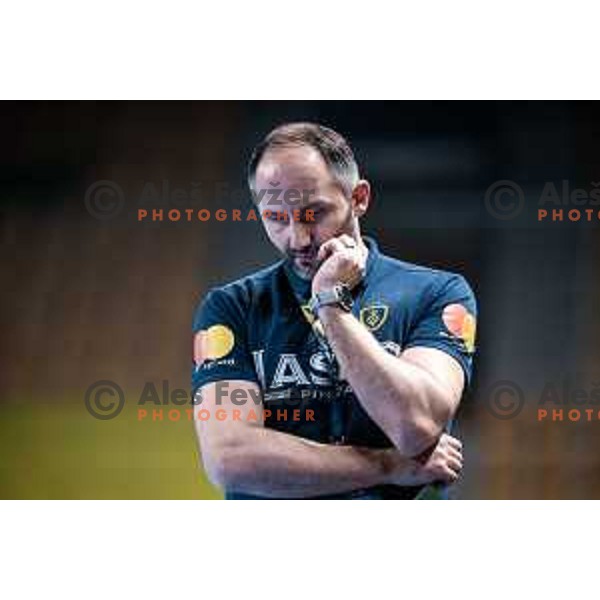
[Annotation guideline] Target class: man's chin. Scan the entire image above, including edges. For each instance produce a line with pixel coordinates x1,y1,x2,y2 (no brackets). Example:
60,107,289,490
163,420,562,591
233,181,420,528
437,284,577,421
290,258,316,280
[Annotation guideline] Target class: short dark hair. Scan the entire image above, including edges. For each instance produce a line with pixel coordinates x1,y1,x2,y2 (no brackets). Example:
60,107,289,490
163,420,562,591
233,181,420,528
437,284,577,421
247,122,360,198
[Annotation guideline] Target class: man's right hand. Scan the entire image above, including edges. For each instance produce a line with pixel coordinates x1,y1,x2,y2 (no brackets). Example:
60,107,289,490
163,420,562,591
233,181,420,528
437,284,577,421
385,433,463,487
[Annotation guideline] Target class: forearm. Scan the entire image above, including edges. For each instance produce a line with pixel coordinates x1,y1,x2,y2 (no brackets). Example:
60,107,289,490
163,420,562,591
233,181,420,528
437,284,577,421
203,425,407,498
318,307,450,455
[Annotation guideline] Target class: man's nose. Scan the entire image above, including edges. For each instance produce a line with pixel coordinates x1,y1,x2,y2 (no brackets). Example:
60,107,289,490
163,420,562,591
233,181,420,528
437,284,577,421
289,220,312,250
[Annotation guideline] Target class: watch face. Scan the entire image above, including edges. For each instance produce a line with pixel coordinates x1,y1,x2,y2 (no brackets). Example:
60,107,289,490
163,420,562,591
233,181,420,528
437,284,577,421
336,284,354,311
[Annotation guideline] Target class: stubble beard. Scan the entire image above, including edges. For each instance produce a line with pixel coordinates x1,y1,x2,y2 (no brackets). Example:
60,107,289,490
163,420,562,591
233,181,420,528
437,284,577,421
286,204,357,281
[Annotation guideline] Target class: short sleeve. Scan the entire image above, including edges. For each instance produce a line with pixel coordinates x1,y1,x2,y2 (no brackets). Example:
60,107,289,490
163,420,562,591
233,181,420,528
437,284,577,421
403,274,477,385
191,288,259,395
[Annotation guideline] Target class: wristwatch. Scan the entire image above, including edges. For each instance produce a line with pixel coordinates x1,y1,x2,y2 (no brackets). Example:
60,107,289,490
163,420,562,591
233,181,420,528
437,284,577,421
308,283,354,317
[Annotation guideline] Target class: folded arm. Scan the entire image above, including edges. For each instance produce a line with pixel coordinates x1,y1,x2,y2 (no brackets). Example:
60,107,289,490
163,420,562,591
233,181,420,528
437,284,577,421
318,306,465,457
193,380,462,498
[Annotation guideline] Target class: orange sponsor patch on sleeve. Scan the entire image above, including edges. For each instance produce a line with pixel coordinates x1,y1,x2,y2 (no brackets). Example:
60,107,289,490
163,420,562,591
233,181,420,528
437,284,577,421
193,325,235,366
442,303,476,353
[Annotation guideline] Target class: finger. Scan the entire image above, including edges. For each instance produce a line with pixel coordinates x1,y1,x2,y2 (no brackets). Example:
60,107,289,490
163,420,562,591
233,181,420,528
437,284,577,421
444,435,463,451
443,433,461,447
441,465,460,483
316,241,331,263
446,446,463,463
317,238,345,262
445,455,463,473
441,444,462,462
436,465,458,484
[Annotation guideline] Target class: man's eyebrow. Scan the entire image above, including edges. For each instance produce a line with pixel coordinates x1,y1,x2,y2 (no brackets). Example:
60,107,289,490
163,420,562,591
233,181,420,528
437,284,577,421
285,175,318,187
302,199,331,209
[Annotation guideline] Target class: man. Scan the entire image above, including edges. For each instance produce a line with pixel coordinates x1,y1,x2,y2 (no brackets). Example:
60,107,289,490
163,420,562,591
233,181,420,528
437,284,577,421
192,122,477,499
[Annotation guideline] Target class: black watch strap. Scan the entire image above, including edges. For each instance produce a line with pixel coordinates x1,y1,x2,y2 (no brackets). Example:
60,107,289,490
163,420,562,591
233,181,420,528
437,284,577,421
308,283,353,317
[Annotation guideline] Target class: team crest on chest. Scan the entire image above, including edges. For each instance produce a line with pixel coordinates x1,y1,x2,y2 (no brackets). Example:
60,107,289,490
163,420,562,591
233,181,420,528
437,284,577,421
360,303,389,332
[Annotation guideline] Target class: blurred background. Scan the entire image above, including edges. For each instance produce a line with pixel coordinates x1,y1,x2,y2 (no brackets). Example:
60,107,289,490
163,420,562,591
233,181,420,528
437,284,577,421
1,100,599,499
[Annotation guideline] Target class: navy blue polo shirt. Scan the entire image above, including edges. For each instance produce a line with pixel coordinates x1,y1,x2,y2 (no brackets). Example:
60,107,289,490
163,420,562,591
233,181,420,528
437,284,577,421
192,237,477,499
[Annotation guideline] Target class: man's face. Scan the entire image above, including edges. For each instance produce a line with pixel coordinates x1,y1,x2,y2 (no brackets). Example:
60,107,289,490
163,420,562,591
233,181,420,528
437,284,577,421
253,145,356,279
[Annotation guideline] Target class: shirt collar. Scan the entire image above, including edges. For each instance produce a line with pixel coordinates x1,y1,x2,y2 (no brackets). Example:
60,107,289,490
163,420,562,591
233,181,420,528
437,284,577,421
362,236,380,281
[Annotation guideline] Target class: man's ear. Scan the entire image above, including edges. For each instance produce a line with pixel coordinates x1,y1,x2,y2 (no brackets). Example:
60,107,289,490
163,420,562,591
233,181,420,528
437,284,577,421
351,180,371,217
